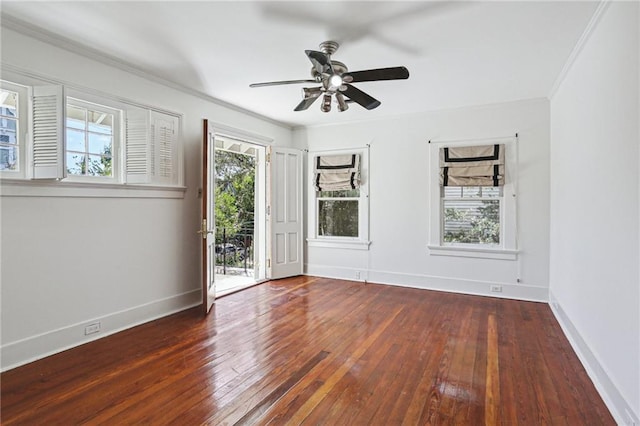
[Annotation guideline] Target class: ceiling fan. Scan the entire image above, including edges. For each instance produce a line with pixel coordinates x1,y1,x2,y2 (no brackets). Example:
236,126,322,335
249,41,409,113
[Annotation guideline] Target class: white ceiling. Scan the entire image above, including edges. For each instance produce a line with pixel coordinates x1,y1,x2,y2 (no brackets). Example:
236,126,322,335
1,1,599,128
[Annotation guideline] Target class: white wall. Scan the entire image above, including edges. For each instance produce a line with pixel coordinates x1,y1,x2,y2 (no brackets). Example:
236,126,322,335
294,98,550,302
0,28,292,370
549,2,639,424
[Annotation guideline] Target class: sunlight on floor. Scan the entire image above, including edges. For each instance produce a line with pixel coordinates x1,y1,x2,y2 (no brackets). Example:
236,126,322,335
215,267,256,296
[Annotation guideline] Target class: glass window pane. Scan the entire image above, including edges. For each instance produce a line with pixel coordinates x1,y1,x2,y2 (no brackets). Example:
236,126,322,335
1,118,17,132
66,152,85,175
0,145,18,170
0,119,18,144
443,199,500,244
66,129,86,152
88,111,113,134
318,200,358,237
462,186,480,198
481,186,501,198
66,106,86,130
443,186,462,198
88,133,112,155
0,90,18,117
87,154,112,177
318,188,360,198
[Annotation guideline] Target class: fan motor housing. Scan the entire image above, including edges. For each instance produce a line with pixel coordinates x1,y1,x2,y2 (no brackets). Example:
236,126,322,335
311,60,348,79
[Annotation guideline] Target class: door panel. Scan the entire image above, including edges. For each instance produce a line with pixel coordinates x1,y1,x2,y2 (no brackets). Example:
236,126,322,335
201,120,215,314
269,147,303,279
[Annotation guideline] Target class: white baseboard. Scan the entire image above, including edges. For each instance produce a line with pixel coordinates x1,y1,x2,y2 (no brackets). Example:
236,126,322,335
549,290,639,426
305,264,548,302
1,289,201,372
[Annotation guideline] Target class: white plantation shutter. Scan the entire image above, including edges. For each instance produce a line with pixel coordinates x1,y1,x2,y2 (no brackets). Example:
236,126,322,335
125,109,180,186
125,108,150,184
150,111,179,185
31,85,65,179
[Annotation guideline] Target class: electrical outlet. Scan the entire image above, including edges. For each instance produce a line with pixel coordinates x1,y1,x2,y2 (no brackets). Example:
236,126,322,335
490,285,502,293
355,270,361,279
84,322,101,335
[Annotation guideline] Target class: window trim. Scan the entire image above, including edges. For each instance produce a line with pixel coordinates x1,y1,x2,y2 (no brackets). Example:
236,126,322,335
0,177,185,198
307,147,370,250
427,138,519,260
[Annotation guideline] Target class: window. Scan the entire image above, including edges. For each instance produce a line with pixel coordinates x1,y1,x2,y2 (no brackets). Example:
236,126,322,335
308,148,370,250
0,89,19,170
0,81,28,177
65,98,120,179
0,77,184,197
428,139,517,260
442,186,501,245
318,188,359,237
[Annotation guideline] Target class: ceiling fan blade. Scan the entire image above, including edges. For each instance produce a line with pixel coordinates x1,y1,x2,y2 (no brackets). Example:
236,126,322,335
344,67,410,83
250,79,316,88
305,50,334,74
341,84,381,110
294,92,322,111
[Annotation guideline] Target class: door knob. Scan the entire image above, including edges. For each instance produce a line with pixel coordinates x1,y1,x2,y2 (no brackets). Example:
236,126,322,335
197,219,214,238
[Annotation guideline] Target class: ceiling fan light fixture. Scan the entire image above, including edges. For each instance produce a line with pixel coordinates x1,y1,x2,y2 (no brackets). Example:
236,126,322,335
329,74,343,88
336,93,348,112
321,94,332,112
302,87,322,99
249,40,409,113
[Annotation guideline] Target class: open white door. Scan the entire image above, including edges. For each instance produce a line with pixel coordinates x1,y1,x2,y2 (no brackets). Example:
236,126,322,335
268,146,303,279
200,120,216,313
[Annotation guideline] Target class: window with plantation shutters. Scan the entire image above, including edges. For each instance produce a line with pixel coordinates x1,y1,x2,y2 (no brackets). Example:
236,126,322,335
150,111,178,185
125,109,180,186
1,76,184,197
125,108,150,183
32,85,65,179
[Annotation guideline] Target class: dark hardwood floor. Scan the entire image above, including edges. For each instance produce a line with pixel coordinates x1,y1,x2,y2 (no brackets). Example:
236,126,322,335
1,276,614,425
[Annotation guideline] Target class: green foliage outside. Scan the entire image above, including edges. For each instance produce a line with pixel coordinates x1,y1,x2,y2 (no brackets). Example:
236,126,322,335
318,200,358,237
444,201,499,244
215,150,255,232
67,145,112,177
317,189,359,237
214,150,255,267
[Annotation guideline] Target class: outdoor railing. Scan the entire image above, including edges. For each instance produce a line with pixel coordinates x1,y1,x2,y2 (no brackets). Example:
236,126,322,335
215,227,254,275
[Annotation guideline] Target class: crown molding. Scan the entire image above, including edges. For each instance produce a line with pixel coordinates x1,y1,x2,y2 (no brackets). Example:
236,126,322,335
548,0,611,99
0,14,293,130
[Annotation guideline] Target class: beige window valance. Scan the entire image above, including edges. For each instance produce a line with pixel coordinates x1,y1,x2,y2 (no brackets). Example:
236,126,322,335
439,144,505,187
314,153,361,191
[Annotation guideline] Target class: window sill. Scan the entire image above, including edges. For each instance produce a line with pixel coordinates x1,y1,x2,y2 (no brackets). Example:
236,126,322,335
0,178,186,199
307,238,371,250
427,244,518,260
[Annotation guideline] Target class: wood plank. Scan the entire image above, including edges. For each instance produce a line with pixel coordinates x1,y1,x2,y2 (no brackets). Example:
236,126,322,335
485,312,501,426
0,277,616,425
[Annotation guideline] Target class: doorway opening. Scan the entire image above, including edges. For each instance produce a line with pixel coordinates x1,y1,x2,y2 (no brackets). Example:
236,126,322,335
213,136,266,296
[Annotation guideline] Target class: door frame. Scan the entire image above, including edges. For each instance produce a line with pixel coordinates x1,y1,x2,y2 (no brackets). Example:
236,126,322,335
206,123,273,291
201,119,216,314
